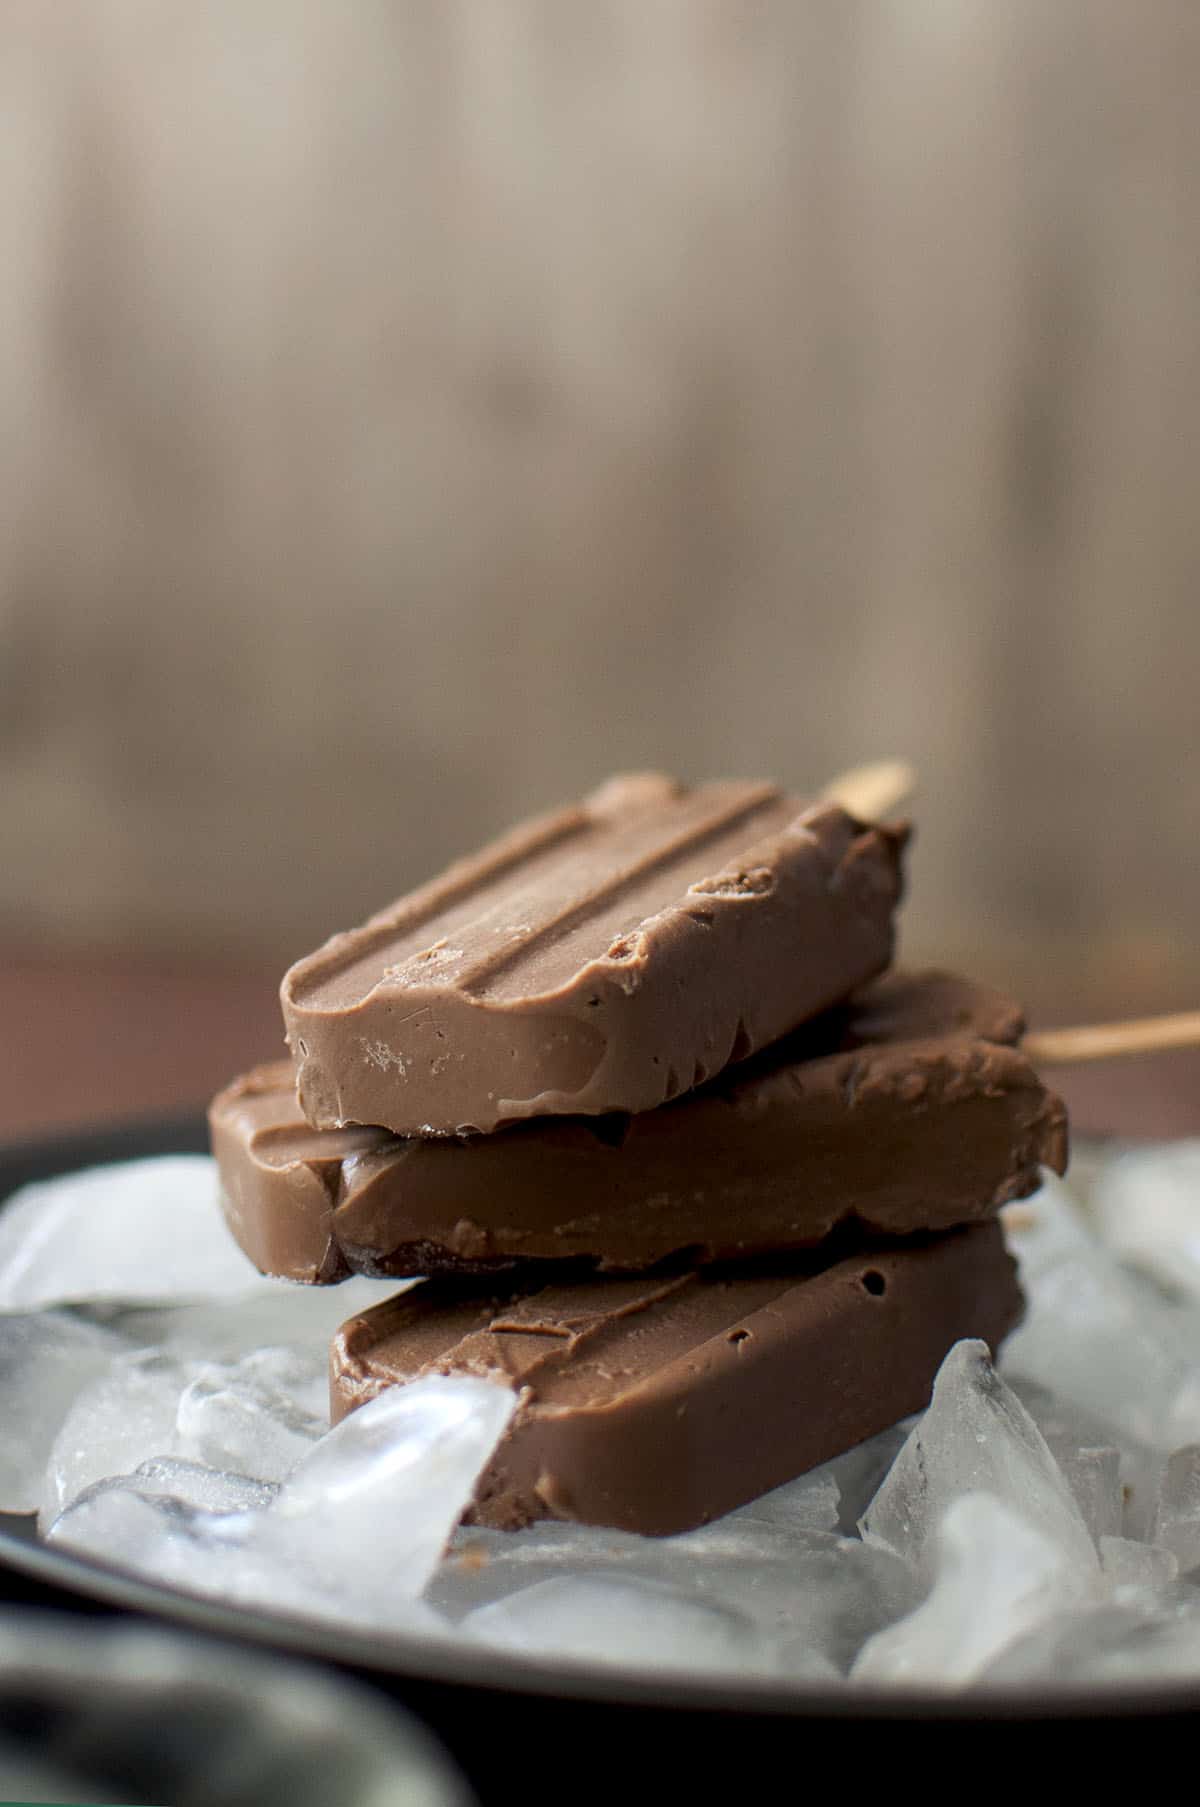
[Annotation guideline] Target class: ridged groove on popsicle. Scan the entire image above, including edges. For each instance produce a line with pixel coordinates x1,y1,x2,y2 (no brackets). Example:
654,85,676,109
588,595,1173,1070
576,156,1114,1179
450,781,789,1000
281,773,909,1134
286,776,791,1014
332,1267,797,1408
284,796,598,1013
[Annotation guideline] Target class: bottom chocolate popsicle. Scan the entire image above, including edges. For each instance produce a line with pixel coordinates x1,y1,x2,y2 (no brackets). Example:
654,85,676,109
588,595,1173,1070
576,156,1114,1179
330,1219,1022,1536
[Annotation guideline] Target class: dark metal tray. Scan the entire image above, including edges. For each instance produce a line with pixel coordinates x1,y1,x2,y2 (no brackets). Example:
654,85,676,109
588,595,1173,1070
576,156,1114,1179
2,1116,1196,1795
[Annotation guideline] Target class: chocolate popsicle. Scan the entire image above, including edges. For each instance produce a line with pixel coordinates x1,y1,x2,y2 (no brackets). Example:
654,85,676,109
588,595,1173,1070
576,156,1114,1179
281,773,908,1136
331,1219,1022,1535
211,971,1066,1284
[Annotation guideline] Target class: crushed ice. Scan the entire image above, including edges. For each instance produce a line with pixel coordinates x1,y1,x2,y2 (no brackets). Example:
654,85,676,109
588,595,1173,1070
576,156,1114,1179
7,1147,1200,1688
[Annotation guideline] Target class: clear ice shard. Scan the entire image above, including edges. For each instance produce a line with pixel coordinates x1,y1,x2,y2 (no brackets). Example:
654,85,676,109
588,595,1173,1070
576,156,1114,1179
0,1310,130,1512
1001,1172,1200,1449
853,1492,1098,1686
47,1480,257,1589
464,1574,795,1678
49,1376,513,1639
1090,1141,1200,1303
41,1349,200,1528
261,1376,517,1608
45,1479,447,1643
42,1343,327,1528
0,1158,266,1309
175,1361,324,1480
432,1516,917,1675
860,1340,1097,1583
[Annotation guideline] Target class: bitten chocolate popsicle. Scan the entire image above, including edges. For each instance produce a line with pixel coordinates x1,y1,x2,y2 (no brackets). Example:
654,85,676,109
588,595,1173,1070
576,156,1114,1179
212,971,1066,1285
281,773,908,1136
330,1220,1022,1535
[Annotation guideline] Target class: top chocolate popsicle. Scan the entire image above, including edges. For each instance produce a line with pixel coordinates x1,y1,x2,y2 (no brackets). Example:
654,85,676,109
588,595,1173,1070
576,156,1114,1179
281,773,909,1135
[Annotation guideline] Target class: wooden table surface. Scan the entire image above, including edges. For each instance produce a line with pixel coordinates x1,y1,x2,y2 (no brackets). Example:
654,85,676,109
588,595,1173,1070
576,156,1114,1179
1,950,1197,1145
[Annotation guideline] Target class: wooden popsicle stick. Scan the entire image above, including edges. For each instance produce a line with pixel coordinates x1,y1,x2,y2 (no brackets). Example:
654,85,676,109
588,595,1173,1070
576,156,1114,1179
1024,1011,1200,1066
822,757,916,822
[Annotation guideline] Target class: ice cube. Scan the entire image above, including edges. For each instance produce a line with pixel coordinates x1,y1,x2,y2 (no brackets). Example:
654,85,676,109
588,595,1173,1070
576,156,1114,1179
235,1345,331,1420
719,1467,840,1535
46,1480,318,1629
1090,1141,1200,1303
429,1518,696,1624
1097,1535,1178,1595
175,1362,324,1481
47,1454,450,1644
114,1273,408,1369
1006,1376,1157,1540
433,1518,644,1602
40,1349,201,1528
687,1532,918,1672
42,1341,340,1528
0,1310,129,1512
60,1464,275,1535
1053,1447,1123,1542
115,1456,277,1514
46,1477,254,1590
983,1599,1200,1684
1150,1447,1200,1577
823,1421,914,1535
261,1377,516,1608
0,1158,267,1309
465,1573,789,1679
853,1492,1097,1687
1002,1173,1200,1450
860,1341,1097,1582
432,1514,917,1674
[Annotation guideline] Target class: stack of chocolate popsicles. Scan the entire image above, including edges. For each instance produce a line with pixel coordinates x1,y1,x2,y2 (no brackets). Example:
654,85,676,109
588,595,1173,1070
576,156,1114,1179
209,775,1066,1535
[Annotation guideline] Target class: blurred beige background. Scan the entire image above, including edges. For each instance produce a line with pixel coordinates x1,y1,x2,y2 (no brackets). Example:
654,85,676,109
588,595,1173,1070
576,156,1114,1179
2,0,1199,1052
